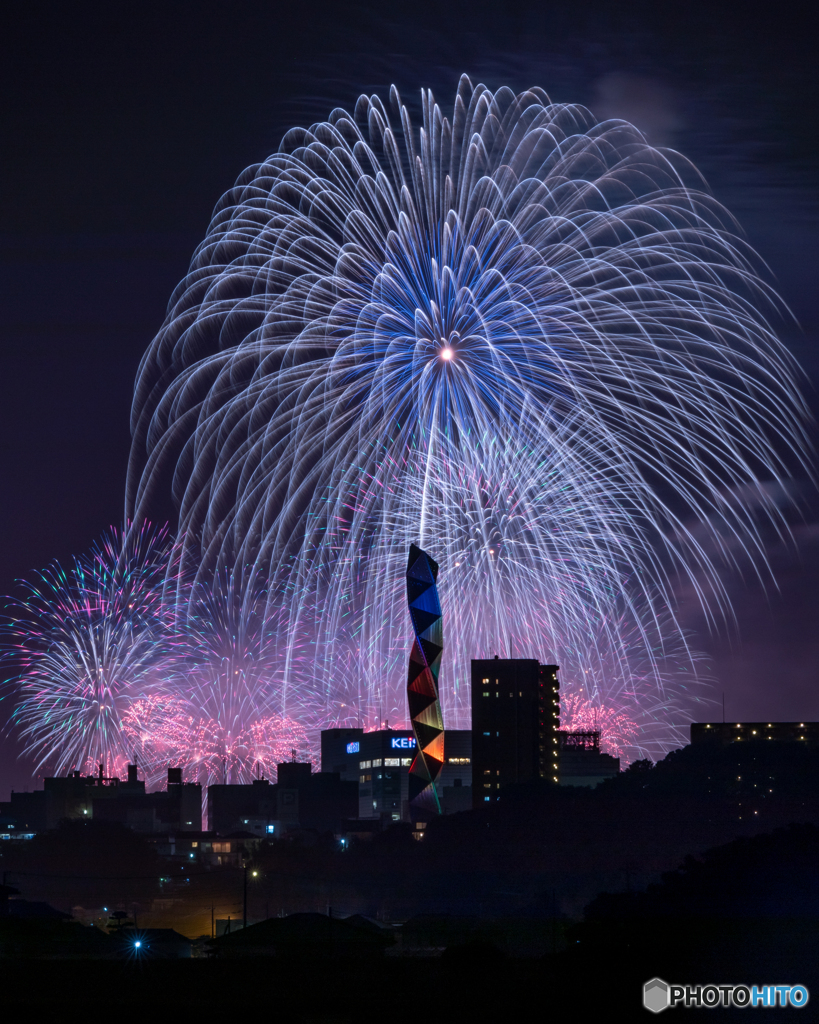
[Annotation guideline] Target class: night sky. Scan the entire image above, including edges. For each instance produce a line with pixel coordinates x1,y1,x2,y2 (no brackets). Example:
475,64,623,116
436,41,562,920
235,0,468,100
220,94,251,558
1,0,817,796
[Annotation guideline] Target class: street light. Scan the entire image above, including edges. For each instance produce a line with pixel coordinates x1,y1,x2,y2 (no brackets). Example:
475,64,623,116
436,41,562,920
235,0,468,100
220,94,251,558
243,867,259,929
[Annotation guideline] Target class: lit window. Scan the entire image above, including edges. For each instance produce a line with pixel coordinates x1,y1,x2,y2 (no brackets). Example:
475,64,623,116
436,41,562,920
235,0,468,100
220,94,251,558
401,758,412,766
484,783,491,788
372,759,382,767
191,842,198,848
384,758,400,766
359,760,371,769
483,691,489,697
482,678,489,684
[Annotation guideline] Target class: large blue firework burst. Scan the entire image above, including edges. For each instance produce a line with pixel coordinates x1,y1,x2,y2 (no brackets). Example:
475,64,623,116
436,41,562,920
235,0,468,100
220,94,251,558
126,77,808,757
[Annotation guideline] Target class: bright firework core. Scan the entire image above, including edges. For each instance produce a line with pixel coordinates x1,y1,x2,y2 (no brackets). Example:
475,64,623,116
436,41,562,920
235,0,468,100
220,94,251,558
440,347,453,360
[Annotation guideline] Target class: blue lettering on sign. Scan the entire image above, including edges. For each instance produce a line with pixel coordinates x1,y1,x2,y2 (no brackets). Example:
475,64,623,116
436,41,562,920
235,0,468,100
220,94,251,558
390,737,417,749
346,742,360,754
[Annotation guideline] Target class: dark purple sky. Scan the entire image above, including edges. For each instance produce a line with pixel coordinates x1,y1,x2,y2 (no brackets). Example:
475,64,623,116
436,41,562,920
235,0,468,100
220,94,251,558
1,0,817,796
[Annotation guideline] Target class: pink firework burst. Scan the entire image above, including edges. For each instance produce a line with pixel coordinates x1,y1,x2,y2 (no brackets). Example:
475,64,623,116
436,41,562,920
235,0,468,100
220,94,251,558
560,692,638,762
124,570,316,786
124,695,311,786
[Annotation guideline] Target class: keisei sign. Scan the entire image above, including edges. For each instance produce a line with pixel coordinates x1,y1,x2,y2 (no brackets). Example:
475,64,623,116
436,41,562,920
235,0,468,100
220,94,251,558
390,737,417,749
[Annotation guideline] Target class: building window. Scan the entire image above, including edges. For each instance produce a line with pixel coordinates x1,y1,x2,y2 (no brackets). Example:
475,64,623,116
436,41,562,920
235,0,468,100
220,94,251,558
372,759,383,767
401,758,412,766
359,760,371,769
384,758,400,767
482,691,490,697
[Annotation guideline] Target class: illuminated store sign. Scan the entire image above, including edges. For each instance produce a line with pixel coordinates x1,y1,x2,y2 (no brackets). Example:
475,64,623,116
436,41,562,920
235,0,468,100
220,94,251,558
390,737,416,749
346,742,360,754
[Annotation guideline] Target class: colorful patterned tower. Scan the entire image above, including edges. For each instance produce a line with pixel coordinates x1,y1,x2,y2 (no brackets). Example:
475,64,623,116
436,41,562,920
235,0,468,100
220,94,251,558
406,544,445,817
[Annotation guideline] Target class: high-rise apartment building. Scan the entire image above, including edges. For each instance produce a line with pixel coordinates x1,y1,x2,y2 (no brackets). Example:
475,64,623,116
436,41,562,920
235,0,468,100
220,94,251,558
471,658,560,806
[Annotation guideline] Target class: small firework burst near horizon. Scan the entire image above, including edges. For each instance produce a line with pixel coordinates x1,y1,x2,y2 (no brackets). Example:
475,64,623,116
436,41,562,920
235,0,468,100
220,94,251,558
2,548,318,783
125,569,315,786
1,524,177,777
560,693,639,762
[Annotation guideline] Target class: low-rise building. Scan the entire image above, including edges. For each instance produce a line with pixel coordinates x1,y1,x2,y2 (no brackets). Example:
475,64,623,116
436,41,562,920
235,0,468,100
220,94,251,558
207,765,357,836
557,731,620,787
0,765,202,835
